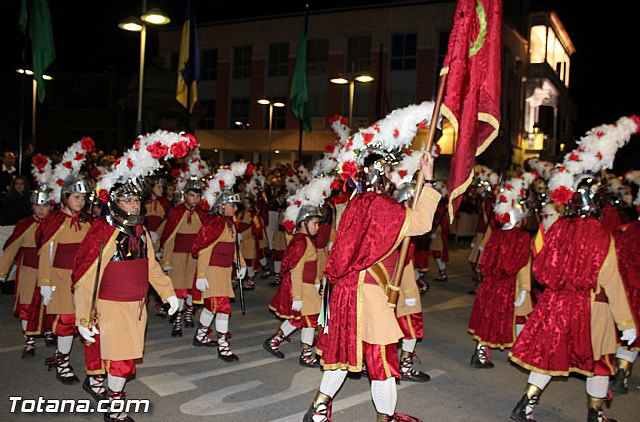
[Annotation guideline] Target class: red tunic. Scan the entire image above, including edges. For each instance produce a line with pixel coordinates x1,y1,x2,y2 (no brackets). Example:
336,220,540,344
510,217,610,374
468,227,530,347
615,220,640,349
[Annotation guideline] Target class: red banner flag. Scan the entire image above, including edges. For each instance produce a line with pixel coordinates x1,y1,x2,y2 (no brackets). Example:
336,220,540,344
443,0,502,222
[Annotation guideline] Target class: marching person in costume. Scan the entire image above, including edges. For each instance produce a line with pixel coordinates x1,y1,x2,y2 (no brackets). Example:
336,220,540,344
467,173,534,369
270,195,289,287
192,187,245,362
313,200,336,283
428,181,450,283
304,101,440,422
264,177,332,367
391,182,431,383
73,180,179,421
509,116,639,422
0,154,53,358
158,175,207,336
37,137,96,385
144,175,169,247
236,192,264,290
610,169,640,394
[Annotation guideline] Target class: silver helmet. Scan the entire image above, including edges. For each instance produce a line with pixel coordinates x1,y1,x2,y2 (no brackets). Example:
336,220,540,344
296,205,322,226
500,203,528,230
107,177,149,226
212,188,242,211
183,176,204,193
360,149,401,191
62,175,88,195
30,183,52,205
392,182,416,204
566,173,603,218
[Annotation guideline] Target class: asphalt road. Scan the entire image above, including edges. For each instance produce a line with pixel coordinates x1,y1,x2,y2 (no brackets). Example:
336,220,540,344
0,241,638,422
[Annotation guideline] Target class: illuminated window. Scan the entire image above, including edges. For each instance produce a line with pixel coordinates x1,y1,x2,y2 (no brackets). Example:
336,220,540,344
529,24,571,87
529,25,546,64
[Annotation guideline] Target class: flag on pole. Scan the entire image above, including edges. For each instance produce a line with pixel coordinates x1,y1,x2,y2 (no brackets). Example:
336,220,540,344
289,12,312,133
176,0,200,113
443,0,502,222
21,0,56,103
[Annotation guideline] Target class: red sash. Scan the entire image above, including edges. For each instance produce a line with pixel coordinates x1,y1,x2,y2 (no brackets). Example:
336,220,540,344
209,242,235,267
173,233,197,253
144,215,162,232
302,261,317,284
237,222,251,233
99,259,149,302
21,247,39,269
364,249,397,285
53,243,80,270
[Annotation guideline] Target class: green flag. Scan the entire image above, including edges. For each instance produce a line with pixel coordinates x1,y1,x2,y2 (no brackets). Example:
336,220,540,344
18,0,27,34
30,0,56,103
289,14,311,133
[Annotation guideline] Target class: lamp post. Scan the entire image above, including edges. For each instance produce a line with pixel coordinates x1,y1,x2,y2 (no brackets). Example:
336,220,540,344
118,3,170,135
16,69,52,148
257,99,285,167
330,73,374,126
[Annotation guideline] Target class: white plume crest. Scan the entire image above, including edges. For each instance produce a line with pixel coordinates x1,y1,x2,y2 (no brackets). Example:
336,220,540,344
203,161,250,207
389,151,422,187
31,155,53,186
624,170,640,206
50,137,95,203
493,172,535,222
283,176,333,232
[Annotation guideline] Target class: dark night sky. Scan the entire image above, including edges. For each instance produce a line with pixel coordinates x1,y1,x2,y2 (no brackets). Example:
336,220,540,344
2,0,639,168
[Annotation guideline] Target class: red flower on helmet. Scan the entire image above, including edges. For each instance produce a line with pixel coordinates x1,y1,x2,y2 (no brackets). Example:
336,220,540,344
362,133,374,144
630,115,640,133
115,158,121,166
90,167,102,179
568,153,580,161
186,133,198,150
134,139,140,150
372,124,380,132
504,184,513,190
294,162,301,169
499,194,507,202
81,137,95,152
596,131,604,137
398,170,408,179
283,220,296,234
170,168,182,179
495,213,510,224
393,129,400,139
329,114,341,125
170,141,189,159
596,151,603,160
418,121,429,129
147,142,168,159
295,200,301,206
286,169,294,177
345,139,353,149
330,179,342,191
557,166,566,173
219,180,225,188
63,161,72,169
127,158,134,169
325,143,335,154
551,186,574,204
33,154,48,170
341,161,358,180
75,152,85,161
56,179,64,186
245,163,254,176
98,189,109,203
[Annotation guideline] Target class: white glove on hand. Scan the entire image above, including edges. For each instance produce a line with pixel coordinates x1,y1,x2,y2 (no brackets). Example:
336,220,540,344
621,328,637,346
327,241,333,252
155,251,163,260
237,266,247,280
163,264,172,272
166,295,180,316
514,290,528,307
0,277,6,283
315,283,321,293
405,298,417,307
149,231,159,244
78,325,99,343
292,300,303,312
40,286,53,305
196,278,209,292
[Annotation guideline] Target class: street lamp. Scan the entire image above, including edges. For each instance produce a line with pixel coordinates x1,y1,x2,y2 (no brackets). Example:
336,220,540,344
330,71,374,126
257,98,285,167
119,3,170,135
16,68,53,147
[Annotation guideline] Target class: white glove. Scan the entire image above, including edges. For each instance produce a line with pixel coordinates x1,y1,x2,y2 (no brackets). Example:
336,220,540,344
237,233,244,244
166,295,180,316
155,251,163,260
315,283,321,293
514,290,528,307
78,325,99,343
327,241,333,252
196,278,209,292
0,277,6,283
621,328,637,346
292,300,303,312
40,286,53,305
405,298,417,307
430,233,437,240
237,266,247,280
163,264,172,272
149,231,159,244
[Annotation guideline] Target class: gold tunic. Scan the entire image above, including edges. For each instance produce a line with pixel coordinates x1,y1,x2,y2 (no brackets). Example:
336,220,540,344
161,211,202,290
0,221,38,305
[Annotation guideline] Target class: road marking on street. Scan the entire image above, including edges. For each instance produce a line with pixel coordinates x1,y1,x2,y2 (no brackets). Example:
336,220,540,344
268,369,447,422
144,320,278,346
139,355,298,396
140,342,281,368
180,368,322,415
424,295,474,313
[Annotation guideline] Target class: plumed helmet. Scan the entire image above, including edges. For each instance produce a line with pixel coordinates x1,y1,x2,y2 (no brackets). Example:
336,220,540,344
500,203,527,230
30,183,52,205
392,182,415,204
183,176,204,193
62,175,88,195
107,177,149,226
295,205,322,226
212,188,242,211
566,173,603,218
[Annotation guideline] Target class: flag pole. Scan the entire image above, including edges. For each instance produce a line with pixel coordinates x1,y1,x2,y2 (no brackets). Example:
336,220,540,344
387,72,448,307
296,5,309,162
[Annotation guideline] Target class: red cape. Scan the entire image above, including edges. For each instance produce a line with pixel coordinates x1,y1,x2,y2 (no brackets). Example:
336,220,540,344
160,203,207,248
269,233,309,317
615,220,640,289
318,192,407,369
191,214,228,259
36,211,71,249
71,219,117,287
4,216,36,251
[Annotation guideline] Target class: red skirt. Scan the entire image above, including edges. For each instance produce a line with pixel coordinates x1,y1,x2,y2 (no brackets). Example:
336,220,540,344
268,275,300,319
510,288,594,376
468,273,517,348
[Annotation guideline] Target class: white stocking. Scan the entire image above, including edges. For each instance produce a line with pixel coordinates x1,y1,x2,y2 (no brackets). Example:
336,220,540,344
178,298,185,312
414,270,421,280
57,335,73,354
247,267,255,278
402,338,417,353
215,313,229,333
199,308,214,327
435,258,446,271
516,324,525,337
527,371,551,391
107,374,126,392
301,327,315,345
319,369,347,398
274,261,282,274
371,377,397,416
586,375,609,398
616,346,638,363
21,320,28,332
186,295,193,306
280,319,297,337
259,257,268,267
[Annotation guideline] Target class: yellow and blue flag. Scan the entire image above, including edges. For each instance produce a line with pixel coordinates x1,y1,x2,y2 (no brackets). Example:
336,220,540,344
176,0,199,112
